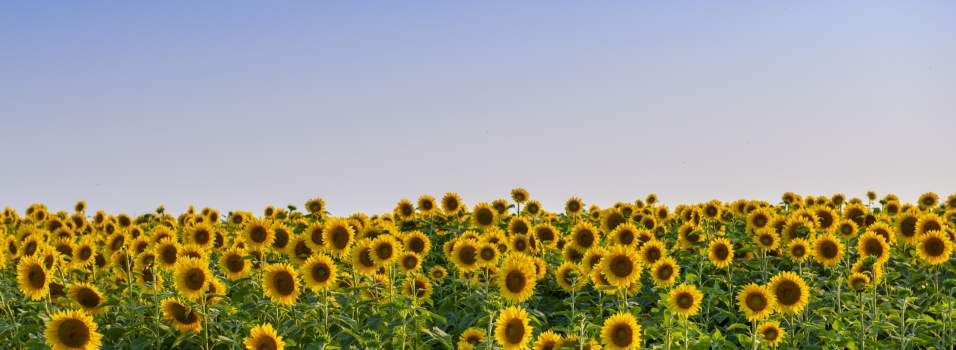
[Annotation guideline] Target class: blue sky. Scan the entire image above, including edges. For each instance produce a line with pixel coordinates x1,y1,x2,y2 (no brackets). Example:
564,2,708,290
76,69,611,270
2,2,954,216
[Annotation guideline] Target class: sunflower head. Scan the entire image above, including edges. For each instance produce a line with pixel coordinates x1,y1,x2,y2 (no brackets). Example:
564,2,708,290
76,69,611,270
497,254,538,303
570,221,599,252
17,256,50,301
812,233,845,267
668,283,704,318
919,192,939,209
555,262,586,292
755,228,781,251
301,253,337,292
917,230,953,265
565,197,584,216
173,256,210,301
757,321,786,346
401,274,433,303
243,219,275,250
639,240,667,266
650,256,679,288
736,283,777,322
768,271,809,314
511,188,530,204
459,327,486,347
428,266,447,281
601,208,627,233
243,323,286,350
848,272,870,291
472,203,498,230
494,305,532,349
44,309,103,350
600,245,641,288
708,237,734,269
786,238,810,262
263,263,300,306
600,311,641,350
441,192,464,215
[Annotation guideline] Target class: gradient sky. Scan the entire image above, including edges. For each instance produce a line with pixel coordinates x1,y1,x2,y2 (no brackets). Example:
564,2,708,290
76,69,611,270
2,2,954,217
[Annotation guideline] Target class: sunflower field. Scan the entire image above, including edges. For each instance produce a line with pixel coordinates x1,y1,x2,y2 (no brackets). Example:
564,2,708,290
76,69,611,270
2,190,956,350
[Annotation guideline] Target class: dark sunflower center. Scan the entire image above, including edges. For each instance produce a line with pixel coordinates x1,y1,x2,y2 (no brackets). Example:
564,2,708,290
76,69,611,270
606,213,625,231
226,254,245,272
403,256,418,269
413,280,427,297
775,280,800,305
504,319,525,344
619,232,633,245
184,268,206,291
170,302,199,324
714,245,729,260
274,270,295,295
481,248,494,260
377,245,393,259
647,249,661,263
687,231,700,242
764,328,778,341
746,293,767,312
312,264,331,282
359,248,375,267
295,242,312,258
459,246,477,265
444,199,459,211
841,225,853,235
656,265,673,280
79,247,92,261
28,265,46,289
310,228,325,247
865,239,883,257
792,246,805,257
852,278,865,290
411,239,424,252
250,227,267,243
926,237,944,256
515,240,527,251
576,230,594,248
512,221,529,235
466,335,481,345
901,217,918,237
755,216,767,227
272,230,289,249
195,230,209,244
922,221,942,233
820,241,838,259
611,324,633,347
611,256,633,277
760,236,772,245
401,205,413,217
538,230,555,243
706,207,718,216
325,228,346,250
677,293,693,308
569,203,580,211
58,318,91,348
506,270,527,293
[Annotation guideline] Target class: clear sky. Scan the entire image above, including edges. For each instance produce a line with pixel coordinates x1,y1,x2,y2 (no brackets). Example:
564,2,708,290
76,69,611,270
2,2,954,217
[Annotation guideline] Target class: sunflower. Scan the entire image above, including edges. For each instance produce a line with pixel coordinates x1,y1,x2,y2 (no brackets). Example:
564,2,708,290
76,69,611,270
173,257,210,301
667,283,704,318
178,244,208,262
600,245,641,287
639,240,667,266
917,230,953,265
754,228,781,251
867,222,895,246
301,254,337,292
533,223,559,249
570,222,599,252
510,234,532,255
369,235,401,267
262,263,300,306
857,231,890,265
441,192,464,215
241,323,285,350
270,222,292,252
494,305,532,350
847,272,870,291
511,188,530,204
348,238,377,275
702,237,733,269
465,203,497,230
842,203,869,227
555,262,586,292
217,247,249,281
895,211,921,243
17,256,49,301
601,208,627,233
428,266,447,281
677,223,703,248
786,238,810,262
581,246,607,274
650,256,680,288
72,238,96,267
508,217,531,237
445,238,478,273
161,298,202,332
104,231,128,255
523,200,543,217
321,218,354,258
767,271,808,314
186,223,215,249
600,311,641,350
811,233,844,267
747,208,775,233
401,274,433,302
304,197,325,217
737,283,777,321
44,308,103,350
243,219,275,250
459,327,486,348
918,192,939,209
565,197,584,217
497,254,538,303
608,223,639,248
916,214,945,238
850,260,884,284
532,330,564,350
413,195,437,216
286,234,313,265
756,321,785,347
476,242,500,267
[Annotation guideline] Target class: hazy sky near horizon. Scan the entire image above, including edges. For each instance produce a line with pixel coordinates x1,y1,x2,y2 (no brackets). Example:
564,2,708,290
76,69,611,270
2,2,954,216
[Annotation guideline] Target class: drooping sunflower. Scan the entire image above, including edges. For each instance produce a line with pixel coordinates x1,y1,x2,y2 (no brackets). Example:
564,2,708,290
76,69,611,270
44,308,103,350
450,239,481,272
736,283,777,322
639,240,667,266
600,245,641,287
754,228,781,251
243,218,275,250
847,272,870,291
262,263,300,306
533,223,559,249
609,223,639,248
851,259,884,284
497,254,538,303
857,231,890,265
768,271,809,314
650,256,680,288
917,230,953,265
565,197,585,217
811,233,845,267
708,237,734,268
756,321,786,347
17,256,49,301
494,305,533,350
511,188,530,204
600,311,641,350
895,211,921,243
569,221,599,252
441,192,464,215
243,323,286,350
161,298,202,332
459,327,486,348
667,283,704,318
532,330,564,350
401,274,433,302
786,238,811,262
301,253,337,292
173,257,211,301
555,262,586,292
322,218,355,258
